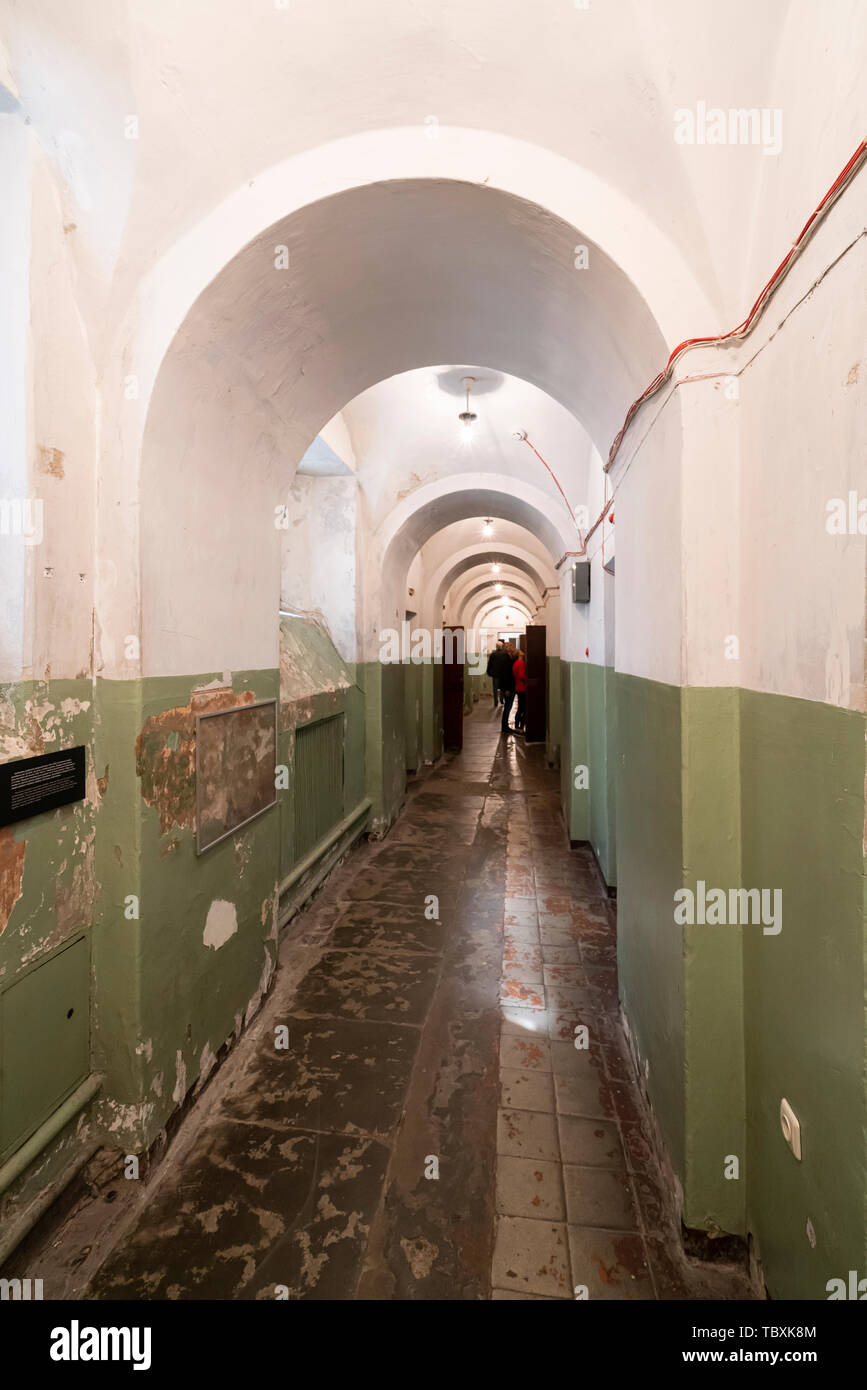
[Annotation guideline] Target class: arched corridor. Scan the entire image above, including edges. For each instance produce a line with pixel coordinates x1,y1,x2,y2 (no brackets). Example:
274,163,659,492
1,0,866,1334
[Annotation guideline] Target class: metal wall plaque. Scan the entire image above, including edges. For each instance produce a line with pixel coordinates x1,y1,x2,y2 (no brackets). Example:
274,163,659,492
0,746,86,828
195,699,278,854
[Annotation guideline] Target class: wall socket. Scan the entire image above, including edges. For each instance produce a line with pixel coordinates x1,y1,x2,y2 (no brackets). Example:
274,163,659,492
780,1097,802,1160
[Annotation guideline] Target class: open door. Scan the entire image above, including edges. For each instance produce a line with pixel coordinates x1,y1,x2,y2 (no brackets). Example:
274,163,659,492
442,625,464,751
524,625,547,743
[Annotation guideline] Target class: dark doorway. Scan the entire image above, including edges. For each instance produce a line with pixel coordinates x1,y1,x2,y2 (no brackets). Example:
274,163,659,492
524,624,547,743
442,625,465,751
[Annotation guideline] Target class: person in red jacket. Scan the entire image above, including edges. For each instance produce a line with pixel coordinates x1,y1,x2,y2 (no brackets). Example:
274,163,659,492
512,646,527,733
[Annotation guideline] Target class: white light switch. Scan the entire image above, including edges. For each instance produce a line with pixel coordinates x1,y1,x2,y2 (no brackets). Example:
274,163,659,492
780,1098,802,1160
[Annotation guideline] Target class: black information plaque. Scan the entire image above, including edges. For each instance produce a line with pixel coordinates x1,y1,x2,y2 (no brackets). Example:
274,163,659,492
0,745,86,828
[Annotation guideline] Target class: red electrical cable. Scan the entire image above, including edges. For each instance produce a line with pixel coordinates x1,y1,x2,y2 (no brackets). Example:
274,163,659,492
519,434,580,534
519,140,867,568
605,139,867,471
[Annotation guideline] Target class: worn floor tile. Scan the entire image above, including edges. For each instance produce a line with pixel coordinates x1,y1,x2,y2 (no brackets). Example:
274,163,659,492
327,903,447,955
292,950,440,1024
497,1108,560,1161
562,1165,639,1230
549,1038,606,1079
89,1125,390,1301
553,1073,613,1119
499,1033,551,1072
500,1006,550,1037
568,1228,655,1300
496,1156,565,1219
492,1217,572,1299
499,1067,555,1113
221,1015,419,1135
558,1115,625,1168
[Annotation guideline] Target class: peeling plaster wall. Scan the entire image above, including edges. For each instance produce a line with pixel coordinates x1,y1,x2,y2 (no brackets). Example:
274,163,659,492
0,111,102,1239
0,685,95,970
92,671,281,1154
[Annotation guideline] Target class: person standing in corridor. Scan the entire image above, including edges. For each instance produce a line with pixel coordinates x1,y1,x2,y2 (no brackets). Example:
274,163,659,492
500,643,517,734
512,644,527,733
487,639,508,707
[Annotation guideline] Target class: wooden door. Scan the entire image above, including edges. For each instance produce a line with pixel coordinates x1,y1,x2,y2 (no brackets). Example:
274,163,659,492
524,625,547,743
441,625,465,751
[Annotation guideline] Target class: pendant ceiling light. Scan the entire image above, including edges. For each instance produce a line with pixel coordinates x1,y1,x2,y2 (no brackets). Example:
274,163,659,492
458,376,478,428
482,518,494,538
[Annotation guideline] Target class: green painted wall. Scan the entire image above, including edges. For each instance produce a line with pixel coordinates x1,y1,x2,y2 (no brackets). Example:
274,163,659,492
613,672,867,1297
586,662,617,886
360,662,406,833
94,655,373,1154
615,672,686,1178
0,678,100,1233
420,660,444,765
92,670,281,1151
680,686,744,1236
559,660,616,885
740,690,867,1298
560,660,589,841
403,661,423,772
0,679,96,991
279,684,366,882
546,655,560,767
467,672,489,706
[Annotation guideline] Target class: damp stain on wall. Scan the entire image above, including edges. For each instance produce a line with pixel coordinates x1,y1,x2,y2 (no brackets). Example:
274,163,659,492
135,687,256,833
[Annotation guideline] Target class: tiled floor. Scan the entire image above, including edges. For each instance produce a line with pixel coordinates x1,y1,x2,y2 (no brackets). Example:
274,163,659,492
491,773,659,1299
13,700,754,1301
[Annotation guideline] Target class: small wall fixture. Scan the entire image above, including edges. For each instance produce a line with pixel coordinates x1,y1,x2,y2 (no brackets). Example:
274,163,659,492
572,560,591,604
780,1098,802,1160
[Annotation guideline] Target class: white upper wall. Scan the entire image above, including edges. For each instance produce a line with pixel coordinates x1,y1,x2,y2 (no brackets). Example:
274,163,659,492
3,0,865,688
9,0,862,357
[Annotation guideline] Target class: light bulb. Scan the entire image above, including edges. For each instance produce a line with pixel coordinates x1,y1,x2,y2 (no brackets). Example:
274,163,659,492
458,377,477,428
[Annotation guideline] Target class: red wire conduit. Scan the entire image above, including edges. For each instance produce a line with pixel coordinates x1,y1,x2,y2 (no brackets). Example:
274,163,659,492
528,139,867,569
605,139,867,473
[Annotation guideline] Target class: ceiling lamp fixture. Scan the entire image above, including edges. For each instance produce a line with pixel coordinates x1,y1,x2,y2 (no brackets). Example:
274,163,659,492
491,563,501,574
458,376,478,429
482,518,494,539
495,582,503,593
